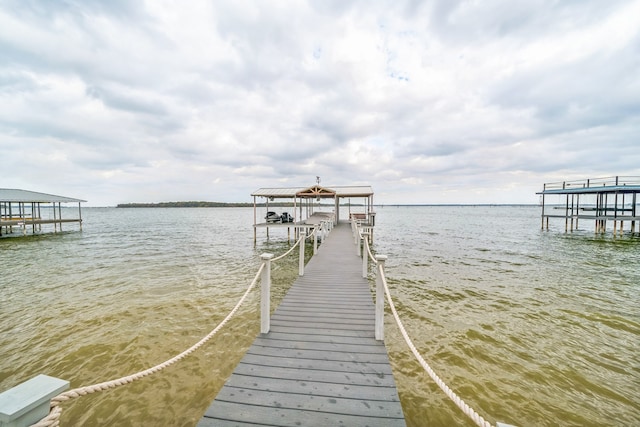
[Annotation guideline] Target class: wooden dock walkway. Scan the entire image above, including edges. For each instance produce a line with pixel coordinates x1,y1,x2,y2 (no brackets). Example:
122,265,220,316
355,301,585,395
198,222,406,427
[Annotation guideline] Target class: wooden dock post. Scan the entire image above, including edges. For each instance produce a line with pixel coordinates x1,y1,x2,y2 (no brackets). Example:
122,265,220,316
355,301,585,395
313,225,318,255
540,186,546,230
633,193,637,234
375,255,387,341
298,228,305,276
361,233,367,278
575,194,580,229
260,253,273,334
564,192,569,232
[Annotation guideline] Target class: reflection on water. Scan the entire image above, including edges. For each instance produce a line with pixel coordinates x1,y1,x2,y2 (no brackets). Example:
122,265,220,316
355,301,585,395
1,206,638,426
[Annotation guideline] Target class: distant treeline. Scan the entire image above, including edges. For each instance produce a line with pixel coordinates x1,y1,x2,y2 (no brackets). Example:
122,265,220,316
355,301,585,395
116,201,294,208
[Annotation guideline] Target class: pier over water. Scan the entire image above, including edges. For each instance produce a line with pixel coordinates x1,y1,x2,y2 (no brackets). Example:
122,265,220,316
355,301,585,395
0,189,85,237
3,184,510,427
538,176,640,234
198,221,406,426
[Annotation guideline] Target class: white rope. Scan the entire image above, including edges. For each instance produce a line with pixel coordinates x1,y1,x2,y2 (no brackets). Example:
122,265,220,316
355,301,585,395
306,227,317,240
31,263,266,427
362,232,377,264
379,264,494,427
271,234,304,262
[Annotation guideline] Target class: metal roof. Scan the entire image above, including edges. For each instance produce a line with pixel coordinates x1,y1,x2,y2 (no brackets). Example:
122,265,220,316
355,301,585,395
252,185,373,198
332,185,375,197
251,187,305,198
0,188,86,203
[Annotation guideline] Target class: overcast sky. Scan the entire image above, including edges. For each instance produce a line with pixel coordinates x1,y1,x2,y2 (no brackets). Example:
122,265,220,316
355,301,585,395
1,0,639,206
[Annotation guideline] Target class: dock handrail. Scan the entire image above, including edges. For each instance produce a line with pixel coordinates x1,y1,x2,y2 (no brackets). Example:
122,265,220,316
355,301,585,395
29,262,264,426
353,220,500,427
271,231,305,262
543,175,640,190
26,230,313,427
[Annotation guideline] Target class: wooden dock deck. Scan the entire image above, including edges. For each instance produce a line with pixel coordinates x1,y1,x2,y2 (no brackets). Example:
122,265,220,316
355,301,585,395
198,222,406,427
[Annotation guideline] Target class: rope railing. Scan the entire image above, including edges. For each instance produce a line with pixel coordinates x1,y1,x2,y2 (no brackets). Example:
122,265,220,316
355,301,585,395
30,262,265,427
379,263,494,427
12,218,502,426
263,221,334,332
271,233,304,262
363,237,373,261
351,220,501,427
24,230,320,427
362,230,376,264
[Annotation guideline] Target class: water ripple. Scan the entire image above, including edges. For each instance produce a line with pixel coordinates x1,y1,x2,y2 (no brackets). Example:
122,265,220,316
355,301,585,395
2,206,639,426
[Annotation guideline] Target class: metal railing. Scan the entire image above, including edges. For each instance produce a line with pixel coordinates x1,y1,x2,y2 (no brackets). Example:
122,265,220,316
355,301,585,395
543,175,640,190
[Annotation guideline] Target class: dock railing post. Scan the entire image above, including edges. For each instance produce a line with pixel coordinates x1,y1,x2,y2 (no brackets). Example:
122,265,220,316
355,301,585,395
375,255,387,341
260,253,273,334
357,231,362,257
353,220,359,245
351,219,355,242
299,229,306,276
362,232,369,278
313,225,318,255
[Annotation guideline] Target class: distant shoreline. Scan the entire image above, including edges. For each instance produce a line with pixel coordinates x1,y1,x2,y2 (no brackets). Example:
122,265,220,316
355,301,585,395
117,202,258,208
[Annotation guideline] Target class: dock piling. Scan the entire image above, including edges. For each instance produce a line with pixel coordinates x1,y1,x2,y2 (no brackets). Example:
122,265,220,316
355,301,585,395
313,226,318,254
375,254,388,341
298,229,306,276
362,232,370,278
260,253,273,334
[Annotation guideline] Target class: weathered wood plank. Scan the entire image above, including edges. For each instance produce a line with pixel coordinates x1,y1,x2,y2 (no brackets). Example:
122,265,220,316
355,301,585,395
246,345,394,364
252,333,388,349
228,363,395,387
272,311,374,321
221,375,402,401
238,353,394,374
201,400,406,427
267,324,375,335
212,388,405,418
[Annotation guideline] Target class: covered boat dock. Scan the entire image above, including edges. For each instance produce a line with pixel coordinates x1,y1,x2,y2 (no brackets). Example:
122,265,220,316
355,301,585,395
537,176,640,234
0,189,86,237
251,183,375,242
